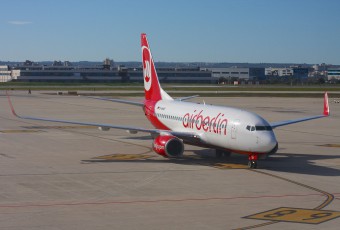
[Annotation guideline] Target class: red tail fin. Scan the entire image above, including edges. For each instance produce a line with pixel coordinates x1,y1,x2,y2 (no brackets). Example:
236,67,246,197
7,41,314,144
141,33,162,101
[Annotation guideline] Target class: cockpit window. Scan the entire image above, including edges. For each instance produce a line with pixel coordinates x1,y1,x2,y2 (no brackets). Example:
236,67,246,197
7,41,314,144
255,126,272,131
246,125,255,131
247,125,272,131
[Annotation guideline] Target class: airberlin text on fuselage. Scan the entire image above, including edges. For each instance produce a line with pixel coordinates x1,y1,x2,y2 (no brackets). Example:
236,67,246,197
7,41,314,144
183,110,228,135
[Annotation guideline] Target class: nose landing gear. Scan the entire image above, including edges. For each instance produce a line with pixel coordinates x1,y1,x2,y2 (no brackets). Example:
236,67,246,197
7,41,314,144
248,153,258,169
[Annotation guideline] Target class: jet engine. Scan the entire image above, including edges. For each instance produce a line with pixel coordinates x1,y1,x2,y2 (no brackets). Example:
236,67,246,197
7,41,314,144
152,135,184,158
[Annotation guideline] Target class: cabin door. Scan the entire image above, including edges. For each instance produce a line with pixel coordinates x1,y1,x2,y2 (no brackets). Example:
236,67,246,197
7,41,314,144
231,119,239,139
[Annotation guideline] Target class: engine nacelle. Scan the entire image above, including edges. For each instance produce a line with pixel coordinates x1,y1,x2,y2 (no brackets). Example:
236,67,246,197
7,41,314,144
152,135,184,158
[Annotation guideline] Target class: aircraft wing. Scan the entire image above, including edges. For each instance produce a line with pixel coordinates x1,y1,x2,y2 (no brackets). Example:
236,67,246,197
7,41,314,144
85,96,144,107
270,115,326,128
270,92,330,129
7,93,200,142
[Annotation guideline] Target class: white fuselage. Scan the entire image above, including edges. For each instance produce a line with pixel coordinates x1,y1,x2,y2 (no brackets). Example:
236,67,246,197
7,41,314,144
154,100,278,154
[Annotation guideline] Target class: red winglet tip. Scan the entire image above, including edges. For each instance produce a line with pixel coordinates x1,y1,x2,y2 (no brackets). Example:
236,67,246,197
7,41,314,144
323,92,330,116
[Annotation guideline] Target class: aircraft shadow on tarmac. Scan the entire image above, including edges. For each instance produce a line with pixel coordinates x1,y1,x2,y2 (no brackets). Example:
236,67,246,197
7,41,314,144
86,136,340,176
259,152,340,176
83,147,340,176
190,149,340,176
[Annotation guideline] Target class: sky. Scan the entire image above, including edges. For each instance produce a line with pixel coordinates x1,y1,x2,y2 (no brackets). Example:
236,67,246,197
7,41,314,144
0,0,339,64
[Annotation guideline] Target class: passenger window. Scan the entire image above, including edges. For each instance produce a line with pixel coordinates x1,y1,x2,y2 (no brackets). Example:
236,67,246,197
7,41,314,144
246,125,250,131
251,126,255,131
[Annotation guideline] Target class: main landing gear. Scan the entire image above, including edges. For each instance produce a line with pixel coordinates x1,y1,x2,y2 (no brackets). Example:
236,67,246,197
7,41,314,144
215,149,231,158
248,153,258,169
216,150,259,168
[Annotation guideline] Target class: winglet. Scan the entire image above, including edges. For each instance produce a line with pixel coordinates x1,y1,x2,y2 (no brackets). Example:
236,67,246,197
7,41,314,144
6,91,19,118
324,92,330,116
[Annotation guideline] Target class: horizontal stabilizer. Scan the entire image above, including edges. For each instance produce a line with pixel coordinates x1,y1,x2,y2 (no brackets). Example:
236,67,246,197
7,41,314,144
85,96,143,107
175,95,199,101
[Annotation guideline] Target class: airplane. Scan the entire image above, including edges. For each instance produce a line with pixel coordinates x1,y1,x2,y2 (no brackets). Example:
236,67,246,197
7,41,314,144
7,33,330,169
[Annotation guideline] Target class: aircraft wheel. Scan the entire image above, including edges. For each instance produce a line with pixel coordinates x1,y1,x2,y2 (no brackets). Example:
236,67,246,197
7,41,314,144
252,161,257,169
248,161,257,169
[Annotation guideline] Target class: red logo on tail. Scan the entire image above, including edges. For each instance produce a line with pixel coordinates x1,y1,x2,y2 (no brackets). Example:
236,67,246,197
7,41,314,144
142,47,152,91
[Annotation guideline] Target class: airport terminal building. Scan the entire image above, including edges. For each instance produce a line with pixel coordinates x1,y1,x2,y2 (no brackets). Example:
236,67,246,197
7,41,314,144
4,60,317,84
129,67,214,83
10,65,216,83
265,67,308,79
0,65,12,82
209,67,266,82
327,68,340,81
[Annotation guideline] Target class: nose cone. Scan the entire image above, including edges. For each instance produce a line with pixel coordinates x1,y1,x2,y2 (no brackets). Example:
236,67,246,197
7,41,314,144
269,141,279,155
257,132,278,153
